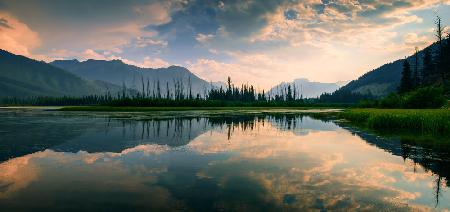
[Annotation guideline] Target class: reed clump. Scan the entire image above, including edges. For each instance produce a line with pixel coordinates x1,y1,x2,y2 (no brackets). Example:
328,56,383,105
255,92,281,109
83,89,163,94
339,109,450,135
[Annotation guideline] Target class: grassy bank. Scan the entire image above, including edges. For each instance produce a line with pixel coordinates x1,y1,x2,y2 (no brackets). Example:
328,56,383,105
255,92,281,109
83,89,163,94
339,109,450,135
59,106,341,112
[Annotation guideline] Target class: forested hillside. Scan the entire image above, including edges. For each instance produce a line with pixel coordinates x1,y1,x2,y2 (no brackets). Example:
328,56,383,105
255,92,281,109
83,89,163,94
0,50,119,97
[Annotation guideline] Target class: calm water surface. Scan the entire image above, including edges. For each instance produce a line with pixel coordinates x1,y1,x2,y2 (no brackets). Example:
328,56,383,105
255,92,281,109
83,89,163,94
0,108,449,211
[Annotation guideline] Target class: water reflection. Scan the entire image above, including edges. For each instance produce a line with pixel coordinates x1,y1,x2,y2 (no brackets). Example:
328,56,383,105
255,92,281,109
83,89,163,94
341,125,450,208
0,109,449,211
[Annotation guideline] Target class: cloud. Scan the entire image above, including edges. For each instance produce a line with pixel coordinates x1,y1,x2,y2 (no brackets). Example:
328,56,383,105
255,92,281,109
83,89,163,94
173,0,445,47
0,11,41,56
284,9,298,20
215,0,284,38
79,49,170,69
158,0,449,86
0,18,12,29
185,0,449,86
1,0,449,85
133,1,173,25
0,145,171,200
403,32,433,47
195,33,214,43
190,119,438,210
135,36,168,48
142,56,170,68
0,153,40,198
0,0,177,62
82,49,108,60
250,0,437,45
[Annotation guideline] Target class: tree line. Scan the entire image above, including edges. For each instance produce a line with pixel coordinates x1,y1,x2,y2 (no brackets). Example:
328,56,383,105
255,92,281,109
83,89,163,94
207,77,303,102
399,16,450,94
2,75,349,107
362,16,450,109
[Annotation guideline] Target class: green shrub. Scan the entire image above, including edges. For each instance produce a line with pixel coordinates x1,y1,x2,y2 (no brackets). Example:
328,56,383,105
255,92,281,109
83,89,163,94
378,93,402,108
358,86,447,109
357,99,377,108
401,87,446,109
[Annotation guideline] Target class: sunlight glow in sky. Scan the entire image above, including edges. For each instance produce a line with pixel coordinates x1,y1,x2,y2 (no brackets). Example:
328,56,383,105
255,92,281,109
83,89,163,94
0,0,449,88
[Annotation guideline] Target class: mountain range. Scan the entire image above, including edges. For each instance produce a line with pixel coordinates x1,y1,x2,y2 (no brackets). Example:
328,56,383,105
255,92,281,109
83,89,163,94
51,59,215,97
0,49,349,99
0,40,441,99
0,50,121,97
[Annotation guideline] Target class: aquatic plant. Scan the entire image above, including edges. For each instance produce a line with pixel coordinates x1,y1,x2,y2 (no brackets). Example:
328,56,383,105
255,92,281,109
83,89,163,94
339,109,450,135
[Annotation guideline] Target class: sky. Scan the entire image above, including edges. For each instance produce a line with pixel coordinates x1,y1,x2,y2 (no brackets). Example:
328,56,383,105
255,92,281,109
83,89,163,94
0,0,449,88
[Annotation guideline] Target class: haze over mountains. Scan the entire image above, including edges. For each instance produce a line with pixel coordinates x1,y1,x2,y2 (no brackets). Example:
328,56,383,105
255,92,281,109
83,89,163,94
51,59,215,97
335,41,442,97
0,49,222,98
0,40,442,99
268,78,347,98
0,50,121,97
0,49,349,99
51,59,348,98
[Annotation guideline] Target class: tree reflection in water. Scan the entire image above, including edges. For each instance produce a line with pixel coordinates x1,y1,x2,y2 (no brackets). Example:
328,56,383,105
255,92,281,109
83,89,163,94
0,110,449,210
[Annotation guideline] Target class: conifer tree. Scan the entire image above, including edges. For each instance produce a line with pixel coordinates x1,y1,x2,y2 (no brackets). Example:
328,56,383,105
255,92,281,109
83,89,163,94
435,16,445,84
399,59,413,93
443,33,450,91
412,47,420,88
188,76,193,100
166,82,170,99
422,48,435,85
287,84,293,101
156,79,161,99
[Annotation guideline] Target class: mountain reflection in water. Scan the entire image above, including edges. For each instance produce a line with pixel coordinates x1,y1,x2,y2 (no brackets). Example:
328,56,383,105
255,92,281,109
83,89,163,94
0,109,448,211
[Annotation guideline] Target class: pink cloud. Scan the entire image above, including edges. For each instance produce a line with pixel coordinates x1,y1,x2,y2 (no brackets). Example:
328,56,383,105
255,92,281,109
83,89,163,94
0,11,41,57
80,49,170,69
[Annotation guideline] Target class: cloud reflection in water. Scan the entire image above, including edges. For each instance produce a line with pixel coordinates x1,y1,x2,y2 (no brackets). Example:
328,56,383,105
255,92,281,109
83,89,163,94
0,114,448,211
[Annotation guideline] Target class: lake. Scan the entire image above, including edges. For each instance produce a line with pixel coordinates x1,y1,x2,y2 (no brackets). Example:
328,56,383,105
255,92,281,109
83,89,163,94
0,108,449,211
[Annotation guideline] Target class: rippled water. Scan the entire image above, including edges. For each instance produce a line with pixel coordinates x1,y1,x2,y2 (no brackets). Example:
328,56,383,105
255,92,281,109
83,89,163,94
0,108,449,211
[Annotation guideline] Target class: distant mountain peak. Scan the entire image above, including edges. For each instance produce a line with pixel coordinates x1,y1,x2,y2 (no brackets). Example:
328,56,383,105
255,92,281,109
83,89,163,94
269,78,342,98
0,49,117,97
293,78,310,82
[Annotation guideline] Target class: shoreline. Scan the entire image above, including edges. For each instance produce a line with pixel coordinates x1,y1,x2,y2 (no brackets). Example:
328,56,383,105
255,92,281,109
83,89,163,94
57,106,343,112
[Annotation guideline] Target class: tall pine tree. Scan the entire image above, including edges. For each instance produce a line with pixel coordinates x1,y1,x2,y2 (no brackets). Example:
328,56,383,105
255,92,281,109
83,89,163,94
422,47,435,85
443,33,450,92
435,16,446,84
399,59,413,93
412,47,420,88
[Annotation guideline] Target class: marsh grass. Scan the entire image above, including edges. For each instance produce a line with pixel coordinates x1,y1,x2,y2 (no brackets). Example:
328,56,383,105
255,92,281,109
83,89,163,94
339,109,450,135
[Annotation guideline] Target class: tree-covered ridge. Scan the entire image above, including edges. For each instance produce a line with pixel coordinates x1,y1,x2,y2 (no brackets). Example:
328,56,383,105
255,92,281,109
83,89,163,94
358,16,450,109
0,50,121,97
321,16,449,105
